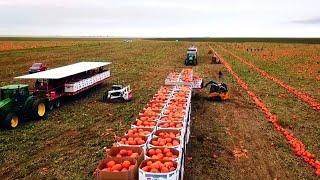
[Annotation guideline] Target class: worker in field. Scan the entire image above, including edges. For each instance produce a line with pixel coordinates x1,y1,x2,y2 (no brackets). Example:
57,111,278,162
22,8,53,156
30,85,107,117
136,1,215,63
218,71,223,80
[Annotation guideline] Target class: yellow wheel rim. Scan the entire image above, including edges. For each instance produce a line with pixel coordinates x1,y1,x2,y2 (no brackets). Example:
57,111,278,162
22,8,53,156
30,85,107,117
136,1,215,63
10,116,19,128
37,103,46,117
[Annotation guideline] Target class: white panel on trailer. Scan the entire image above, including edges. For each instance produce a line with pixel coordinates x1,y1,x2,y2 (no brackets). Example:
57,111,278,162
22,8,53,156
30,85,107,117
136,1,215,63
15,61,111,79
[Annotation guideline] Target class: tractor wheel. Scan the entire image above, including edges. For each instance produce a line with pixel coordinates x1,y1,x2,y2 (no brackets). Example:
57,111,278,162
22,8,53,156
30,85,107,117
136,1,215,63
32,98,47,120
3,113,20,129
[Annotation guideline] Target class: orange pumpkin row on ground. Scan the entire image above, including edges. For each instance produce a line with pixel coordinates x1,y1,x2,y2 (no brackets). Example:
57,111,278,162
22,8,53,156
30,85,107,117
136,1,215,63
127,128,152,137
151,137,180,147
147,148,178,161
102,160,135,172
141,160,176,173
118,136,146,145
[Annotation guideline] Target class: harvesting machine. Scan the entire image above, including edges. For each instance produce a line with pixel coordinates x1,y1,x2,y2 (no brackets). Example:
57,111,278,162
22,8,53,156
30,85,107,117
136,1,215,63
204,80,229,101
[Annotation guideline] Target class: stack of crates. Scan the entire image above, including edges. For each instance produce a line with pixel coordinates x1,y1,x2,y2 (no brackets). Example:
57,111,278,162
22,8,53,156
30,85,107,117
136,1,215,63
64,71,110,93
96,69,200,180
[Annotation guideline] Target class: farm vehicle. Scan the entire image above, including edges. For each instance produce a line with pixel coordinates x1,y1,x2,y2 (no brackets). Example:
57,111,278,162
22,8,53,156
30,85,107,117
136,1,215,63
0,84,47,128
204,80,229,101
185,46,198,66
1,62,111,129
29,63,48,74
102,85,133,102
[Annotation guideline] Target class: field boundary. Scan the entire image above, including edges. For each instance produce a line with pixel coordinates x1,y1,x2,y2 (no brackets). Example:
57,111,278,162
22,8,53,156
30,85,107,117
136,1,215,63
217,45,320,112
211,46,320,177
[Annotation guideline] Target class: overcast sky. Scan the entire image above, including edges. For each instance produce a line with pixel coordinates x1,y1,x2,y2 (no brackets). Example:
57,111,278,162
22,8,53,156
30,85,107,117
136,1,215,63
0,0,319,37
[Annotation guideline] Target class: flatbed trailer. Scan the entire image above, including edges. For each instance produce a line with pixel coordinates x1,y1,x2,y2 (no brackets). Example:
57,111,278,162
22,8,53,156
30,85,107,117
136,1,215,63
16,61,111,108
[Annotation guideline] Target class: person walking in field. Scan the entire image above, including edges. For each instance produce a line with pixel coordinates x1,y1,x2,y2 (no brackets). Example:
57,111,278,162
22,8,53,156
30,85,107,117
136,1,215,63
218,71,223,80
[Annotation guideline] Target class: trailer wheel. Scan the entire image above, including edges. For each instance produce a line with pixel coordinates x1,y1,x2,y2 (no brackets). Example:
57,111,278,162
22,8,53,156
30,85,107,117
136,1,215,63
3,113,20,129
32,99,47,120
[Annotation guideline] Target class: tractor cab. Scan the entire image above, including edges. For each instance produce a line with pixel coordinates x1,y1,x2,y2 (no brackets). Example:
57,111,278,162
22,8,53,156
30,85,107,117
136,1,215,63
0,84,34,129
187,53,195,60
185,47,198,66
0,84,30,102
0,84,47,129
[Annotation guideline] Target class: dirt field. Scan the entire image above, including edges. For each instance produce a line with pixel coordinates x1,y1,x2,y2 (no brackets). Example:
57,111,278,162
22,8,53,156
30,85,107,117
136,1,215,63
0,39,319,179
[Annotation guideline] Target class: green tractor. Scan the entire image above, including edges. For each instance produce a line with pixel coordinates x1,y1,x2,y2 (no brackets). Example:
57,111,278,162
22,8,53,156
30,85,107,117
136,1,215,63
0,84,47,129
185,46,198,66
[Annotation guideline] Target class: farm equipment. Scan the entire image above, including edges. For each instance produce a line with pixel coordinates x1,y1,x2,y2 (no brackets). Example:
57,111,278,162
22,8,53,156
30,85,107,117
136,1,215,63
204,80,229,100
0,84,47,128
0,62,112,128
185,46,198,66
29,63,48,74
102,85,133,102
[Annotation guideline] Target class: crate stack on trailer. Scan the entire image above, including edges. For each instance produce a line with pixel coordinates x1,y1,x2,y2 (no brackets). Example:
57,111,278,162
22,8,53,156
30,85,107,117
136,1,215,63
95,69,202,180
65,70,110,93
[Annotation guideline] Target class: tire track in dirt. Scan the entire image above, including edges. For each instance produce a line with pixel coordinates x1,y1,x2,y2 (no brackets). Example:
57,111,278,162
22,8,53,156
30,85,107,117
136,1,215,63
217,45,320,112
212,46,320,177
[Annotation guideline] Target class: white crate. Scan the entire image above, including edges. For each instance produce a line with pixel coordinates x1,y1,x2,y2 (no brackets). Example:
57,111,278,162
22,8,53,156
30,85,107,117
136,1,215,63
147,138,184,152
145,147,182,163
64,83,76,92
152,129,186,150
139,160,181,180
